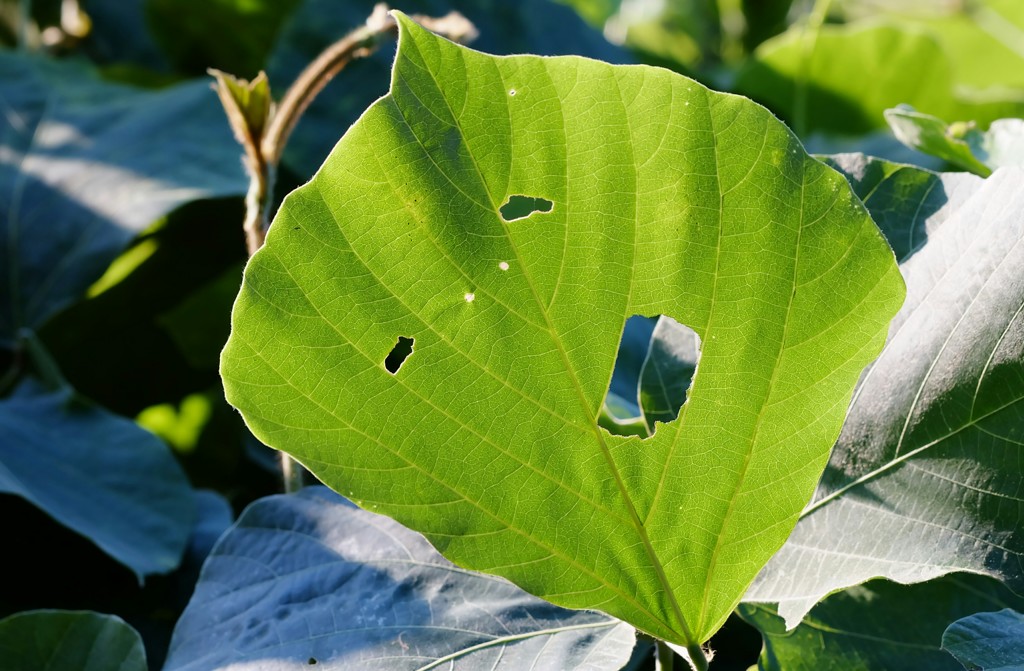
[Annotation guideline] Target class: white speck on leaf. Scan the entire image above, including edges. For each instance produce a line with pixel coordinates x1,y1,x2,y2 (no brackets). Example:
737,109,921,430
498,261,509,271
464,293,475,303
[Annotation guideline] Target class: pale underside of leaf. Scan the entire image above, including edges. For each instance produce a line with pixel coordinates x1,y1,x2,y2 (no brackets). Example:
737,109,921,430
165,488,636,671
746,158,1024,628
221,16,904,645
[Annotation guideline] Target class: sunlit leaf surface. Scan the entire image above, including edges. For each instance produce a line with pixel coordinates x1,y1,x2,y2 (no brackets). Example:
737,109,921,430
222,16,904,645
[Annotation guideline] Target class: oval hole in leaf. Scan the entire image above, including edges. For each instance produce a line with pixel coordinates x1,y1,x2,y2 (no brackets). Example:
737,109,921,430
384,337,414,374
600,315,701,438
499,195,553,222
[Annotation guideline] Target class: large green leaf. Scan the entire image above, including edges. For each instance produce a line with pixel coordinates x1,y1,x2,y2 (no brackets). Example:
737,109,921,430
746,155,1024,626
734,22,1024,137
0,377,195,578
268,0,629,177
0,53,246,347
944,608,1024,671
0,609,147,671
741,574,1024,671
221,15,904,646
165,487,635,671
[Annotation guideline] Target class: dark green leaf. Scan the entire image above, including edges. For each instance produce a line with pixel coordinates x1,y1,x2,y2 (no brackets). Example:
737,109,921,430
145,0,304,76
944,608,1024,671
222,15,904,646
0,609,146,671
165,488,636,671
0,378,195,578
746,155,1024,626
742,574,1024,671
0,53,246,347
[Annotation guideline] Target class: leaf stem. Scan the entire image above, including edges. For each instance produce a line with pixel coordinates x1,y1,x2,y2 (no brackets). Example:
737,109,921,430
213,4,477,490
242,3,476,255
655,640,675,671
17,0,31,49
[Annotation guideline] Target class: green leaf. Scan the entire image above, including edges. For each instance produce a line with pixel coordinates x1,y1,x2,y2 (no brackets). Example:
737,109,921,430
746,155,1024,626
884,105,993,176
0,609,147,671
734,22,1024,137
267,0,630,177
741,574,1024,671
838,0,1024,92
944,608,1024,671
221,15,904,646
0,53,246,347
165,487,635,671
0,377,195,578
885,106,1024,176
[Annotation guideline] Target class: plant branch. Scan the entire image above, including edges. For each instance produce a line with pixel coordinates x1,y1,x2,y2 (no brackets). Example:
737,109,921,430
793,0,834,136
211,4,476,491
655,640,675,671
229,3,476,256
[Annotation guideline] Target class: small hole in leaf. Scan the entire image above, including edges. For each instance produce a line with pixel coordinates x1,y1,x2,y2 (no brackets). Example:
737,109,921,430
499,195,553,222
600,314,701,439
384,337,414,374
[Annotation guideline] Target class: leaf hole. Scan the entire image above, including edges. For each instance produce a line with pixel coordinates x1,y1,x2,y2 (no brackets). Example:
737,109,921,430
499,195,553,222
600,314,701,438
384,337,414,374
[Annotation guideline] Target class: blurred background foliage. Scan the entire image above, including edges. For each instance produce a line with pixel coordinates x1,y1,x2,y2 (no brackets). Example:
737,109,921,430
1,0,1022,668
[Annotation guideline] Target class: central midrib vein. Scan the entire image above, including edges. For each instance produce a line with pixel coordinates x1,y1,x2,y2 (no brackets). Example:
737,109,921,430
405,45,694,644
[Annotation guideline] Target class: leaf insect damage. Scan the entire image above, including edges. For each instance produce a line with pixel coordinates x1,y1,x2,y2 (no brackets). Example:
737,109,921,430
498,194,554,222
384,336,414,374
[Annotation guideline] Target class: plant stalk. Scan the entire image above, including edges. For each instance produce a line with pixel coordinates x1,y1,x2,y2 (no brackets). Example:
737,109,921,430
17,0,31,49
655,640,675,671
219,3,477,491
244,3,476,254
793,0,834,137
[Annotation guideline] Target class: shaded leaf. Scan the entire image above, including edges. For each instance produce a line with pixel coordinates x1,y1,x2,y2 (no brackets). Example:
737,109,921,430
0,53,246,347
602,315,700,436
639,316,700,431
944,608,1024,671
0,609,146,671
741,574,1024,671
0,377,195,578
746,156,1024,626
222,15,904,646
164,487,636,671
268,0,629,176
